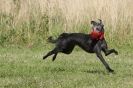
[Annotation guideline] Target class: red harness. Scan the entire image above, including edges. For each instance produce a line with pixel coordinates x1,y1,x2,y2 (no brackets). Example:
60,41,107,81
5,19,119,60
90,31,104,40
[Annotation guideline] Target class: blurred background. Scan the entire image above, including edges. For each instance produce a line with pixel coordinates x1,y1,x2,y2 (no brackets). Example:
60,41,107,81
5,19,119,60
0,0,133,48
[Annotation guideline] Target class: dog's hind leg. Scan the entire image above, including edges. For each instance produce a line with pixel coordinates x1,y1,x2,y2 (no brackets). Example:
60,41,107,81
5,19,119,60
43,48,58,60
43,50,54,60
52,53,58,61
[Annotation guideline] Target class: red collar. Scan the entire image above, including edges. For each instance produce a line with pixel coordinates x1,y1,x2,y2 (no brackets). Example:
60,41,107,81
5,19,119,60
90,31,104,40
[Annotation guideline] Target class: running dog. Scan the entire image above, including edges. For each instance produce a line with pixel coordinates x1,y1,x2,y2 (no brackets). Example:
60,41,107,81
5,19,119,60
43,19,118,72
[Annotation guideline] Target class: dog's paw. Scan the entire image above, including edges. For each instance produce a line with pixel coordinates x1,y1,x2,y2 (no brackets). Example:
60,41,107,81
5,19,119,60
43,56,46,60
108,69,114,73
52,58,56,61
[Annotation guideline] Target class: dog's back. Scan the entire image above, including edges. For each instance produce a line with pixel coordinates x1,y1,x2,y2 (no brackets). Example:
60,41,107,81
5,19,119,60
48,33,97,53
48,33,90,43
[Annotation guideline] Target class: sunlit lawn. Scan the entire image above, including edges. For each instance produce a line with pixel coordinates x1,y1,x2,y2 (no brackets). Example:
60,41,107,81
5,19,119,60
0,47,133,88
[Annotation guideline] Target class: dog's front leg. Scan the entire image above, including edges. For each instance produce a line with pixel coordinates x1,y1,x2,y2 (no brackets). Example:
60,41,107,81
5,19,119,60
97,53,114,72
101,39,118,56
95,47,114,72
102,48,118,56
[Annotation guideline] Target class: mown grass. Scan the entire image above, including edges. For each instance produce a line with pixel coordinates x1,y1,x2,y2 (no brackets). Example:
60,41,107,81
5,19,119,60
0,1,133,87
0,46,133,88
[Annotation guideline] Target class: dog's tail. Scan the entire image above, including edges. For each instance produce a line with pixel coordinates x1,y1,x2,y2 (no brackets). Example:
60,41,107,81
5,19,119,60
47,33,68,43
47,36,57,43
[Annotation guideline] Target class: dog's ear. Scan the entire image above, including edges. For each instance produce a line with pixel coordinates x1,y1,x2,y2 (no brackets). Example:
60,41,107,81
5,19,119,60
98,19,102,24
98,19,104,25
91,21,97,25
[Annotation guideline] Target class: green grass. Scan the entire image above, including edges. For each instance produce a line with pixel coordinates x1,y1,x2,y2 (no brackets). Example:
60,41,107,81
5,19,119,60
0,46,133,88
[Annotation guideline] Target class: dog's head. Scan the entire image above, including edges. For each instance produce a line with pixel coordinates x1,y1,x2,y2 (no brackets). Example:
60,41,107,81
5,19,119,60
91,19,104,32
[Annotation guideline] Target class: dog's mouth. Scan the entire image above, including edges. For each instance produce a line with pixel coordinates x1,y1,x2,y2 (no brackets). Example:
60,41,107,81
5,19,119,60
93,28,100,32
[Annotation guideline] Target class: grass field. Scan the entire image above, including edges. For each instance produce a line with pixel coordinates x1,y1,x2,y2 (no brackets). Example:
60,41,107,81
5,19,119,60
0,46,133,88
0,0,133,88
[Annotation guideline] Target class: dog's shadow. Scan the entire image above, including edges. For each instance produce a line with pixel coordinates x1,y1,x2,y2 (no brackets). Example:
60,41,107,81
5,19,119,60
49,67,112,75
50,67,66,72
82,69,115,75
83,70,105,74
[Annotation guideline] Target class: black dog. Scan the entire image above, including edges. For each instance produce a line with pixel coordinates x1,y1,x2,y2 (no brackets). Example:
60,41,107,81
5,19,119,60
43,20,118,72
